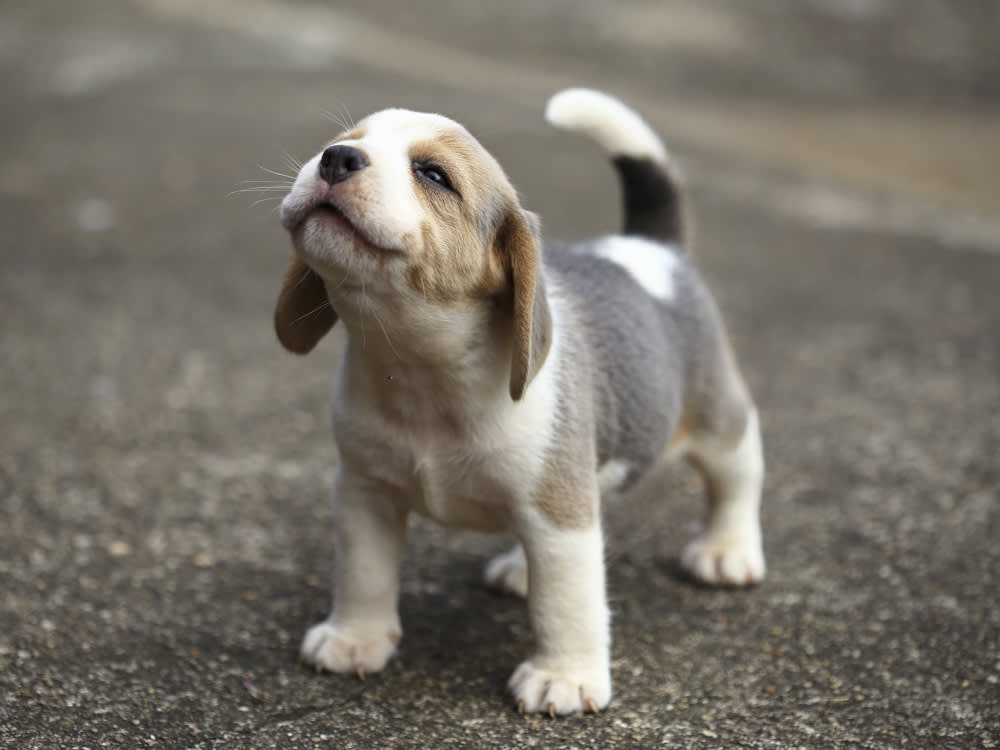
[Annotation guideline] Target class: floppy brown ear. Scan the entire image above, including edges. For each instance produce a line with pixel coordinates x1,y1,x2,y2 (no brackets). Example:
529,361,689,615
501,209,552,401
274,253,337,354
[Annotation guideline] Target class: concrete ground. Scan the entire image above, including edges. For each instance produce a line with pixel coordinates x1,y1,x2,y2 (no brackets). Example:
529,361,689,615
2,1,998,747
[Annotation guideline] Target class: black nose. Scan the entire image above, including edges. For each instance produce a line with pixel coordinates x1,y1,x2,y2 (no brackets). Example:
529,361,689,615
318,145,368,185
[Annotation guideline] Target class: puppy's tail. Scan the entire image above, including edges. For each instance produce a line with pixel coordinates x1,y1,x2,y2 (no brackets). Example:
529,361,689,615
545,88,687,247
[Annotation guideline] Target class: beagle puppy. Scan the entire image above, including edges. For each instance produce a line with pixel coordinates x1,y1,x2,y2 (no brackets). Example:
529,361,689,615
274,89,765,715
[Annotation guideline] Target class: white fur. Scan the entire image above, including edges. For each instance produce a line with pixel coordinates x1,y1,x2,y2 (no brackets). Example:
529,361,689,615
364,291,563,532
484,544,528,597
589,235,680,301
597,458,631,493
301,468,406,675
281,109,461,254
279,150,321,228
681,409,766,585
508,515,611,714
303,296,567,672
545,87,668,163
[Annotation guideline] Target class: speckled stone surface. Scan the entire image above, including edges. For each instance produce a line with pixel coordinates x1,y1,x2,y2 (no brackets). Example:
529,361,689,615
2,1,998,747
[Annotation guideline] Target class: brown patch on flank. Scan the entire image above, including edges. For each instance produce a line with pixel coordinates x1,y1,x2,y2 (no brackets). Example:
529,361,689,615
534,377,599,529
274,253,336,354
534,440,599,530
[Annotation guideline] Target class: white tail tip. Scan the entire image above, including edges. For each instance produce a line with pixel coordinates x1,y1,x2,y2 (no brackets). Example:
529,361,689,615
545,88,667,163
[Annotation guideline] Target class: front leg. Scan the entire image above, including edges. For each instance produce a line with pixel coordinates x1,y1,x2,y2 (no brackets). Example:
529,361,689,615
301,469,408,677
508,504,611,715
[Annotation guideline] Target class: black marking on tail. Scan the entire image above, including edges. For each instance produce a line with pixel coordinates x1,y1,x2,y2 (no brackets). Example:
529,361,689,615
613,156,684,246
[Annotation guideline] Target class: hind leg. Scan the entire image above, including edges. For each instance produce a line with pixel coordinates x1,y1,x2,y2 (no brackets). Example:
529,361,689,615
681,403,765,586
484,543,528,597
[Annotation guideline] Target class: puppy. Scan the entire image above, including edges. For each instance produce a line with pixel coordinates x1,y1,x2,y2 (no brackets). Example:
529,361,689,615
274,89,765,715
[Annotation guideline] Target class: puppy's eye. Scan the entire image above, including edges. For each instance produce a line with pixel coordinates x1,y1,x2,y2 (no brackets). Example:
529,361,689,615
413,161,456,193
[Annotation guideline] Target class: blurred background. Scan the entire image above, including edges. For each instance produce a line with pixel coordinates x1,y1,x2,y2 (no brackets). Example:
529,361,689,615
2,1,998,748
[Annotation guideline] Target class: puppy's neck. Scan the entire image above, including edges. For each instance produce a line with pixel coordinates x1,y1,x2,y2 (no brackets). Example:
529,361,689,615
338,309,516,433
334,289,504,373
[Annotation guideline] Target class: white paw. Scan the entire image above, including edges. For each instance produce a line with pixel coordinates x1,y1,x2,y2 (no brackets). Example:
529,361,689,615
484,545,528,598
681,527,765,586
300,620,401,677
508,657,611,715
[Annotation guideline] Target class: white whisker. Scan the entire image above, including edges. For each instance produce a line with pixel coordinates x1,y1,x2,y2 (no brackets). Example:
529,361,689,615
235,182,294,189
339,102,356,130
370,307,401,362
329,266,352,294
322,102,356,132
229,186,292,195
291,301,331,325
322,109,350,132
256,164,297,181
359,274,368,351
283,151,304,172
250,196,285,207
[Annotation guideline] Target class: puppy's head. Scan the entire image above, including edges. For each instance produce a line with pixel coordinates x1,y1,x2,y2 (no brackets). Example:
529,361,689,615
274,108,551,400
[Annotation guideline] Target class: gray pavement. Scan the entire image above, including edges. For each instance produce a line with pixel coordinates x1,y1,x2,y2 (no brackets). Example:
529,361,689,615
2,1,998,748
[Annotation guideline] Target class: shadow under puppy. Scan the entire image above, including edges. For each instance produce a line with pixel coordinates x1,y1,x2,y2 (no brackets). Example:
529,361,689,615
274,88,765,715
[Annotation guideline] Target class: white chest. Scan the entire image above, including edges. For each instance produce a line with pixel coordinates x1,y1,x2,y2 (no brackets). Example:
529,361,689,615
334,367,559,533
405,436,514,531
332,293,563,532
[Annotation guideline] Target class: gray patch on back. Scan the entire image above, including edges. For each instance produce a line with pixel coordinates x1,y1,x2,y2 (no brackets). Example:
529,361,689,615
545,237,737,490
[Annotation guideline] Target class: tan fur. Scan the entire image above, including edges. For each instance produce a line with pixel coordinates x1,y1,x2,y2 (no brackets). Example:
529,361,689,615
405,202,505,305
403,134,512,305
535,454,599,529
686,452,723,511
666,411,694,455
274,253,336,354
408,132,493,198
334,124,368,144
501,212,552,401
534,391,598,529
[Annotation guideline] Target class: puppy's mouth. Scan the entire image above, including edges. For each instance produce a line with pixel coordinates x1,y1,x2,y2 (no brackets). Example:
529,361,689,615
299,200,398,257
310,201,356,233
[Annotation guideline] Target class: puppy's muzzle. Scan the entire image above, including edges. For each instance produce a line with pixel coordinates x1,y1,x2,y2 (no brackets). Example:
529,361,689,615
318,144,368,185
